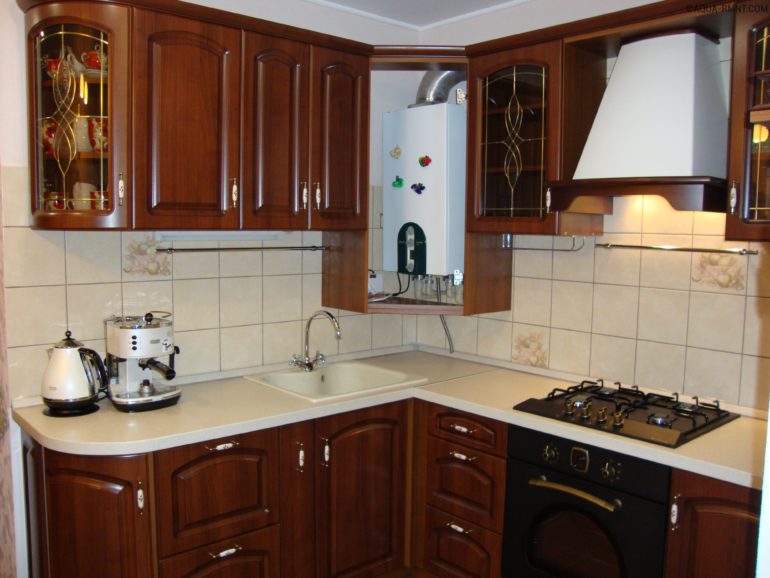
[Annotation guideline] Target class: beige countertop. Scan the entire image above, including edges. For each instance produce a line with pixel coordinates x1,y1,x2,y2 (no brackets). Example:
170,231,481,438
13,351,767,489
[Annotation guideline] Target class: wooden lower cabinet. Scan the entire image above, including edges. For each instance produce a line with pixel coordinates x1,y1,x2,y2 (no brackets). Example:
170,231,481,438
664,469,761,578
22,435,153,578
158,525,281,578
316,402,408,578
424,506,502,578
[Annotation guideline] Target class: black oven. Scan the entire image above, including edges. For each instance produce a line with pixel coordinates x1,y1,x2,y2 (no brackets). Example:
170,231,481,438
502,425,671,578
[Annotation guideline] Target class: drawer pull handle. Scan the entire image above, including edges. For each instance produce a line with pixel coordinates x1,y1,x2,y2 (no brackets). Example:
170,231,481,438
209,544,242,560
298,442,305,472
448,423,475,435
204,441,239,452
446,522,472,535
136,480,144,515
322,438,330,467
449,450,476,462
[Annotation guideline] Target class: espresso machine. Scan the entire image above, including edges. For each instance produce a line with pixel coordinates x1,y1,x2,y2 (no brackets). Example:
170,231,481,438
104,312,181,412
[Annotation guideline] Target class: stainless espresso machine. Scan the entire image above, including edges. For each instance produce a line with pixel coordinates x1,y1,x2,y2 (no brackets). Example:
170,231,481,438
104,312,181,411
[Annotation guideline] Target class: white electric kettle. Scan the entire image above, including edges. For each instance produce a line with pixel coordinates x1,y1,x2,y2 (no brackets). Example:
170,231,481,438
41,330,108,416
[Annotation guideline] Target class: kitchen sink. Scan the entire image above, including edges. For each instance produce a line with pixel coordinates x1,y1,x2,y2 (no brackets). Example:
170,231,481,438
246,361,428,402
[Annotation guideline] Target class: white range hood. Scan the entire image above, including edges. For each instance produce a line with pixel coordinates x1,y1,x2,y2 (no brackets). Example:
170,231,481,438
550,31,730,214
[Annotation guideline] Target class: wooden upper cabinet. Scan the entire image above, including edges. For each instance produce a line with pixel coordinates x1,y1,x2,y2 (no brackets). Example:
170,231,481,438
665,469,761,578
25,1,130,229
242,33,310,230
309,46,369,230
466,41,562,234
726,0,770,240
132,10,241,230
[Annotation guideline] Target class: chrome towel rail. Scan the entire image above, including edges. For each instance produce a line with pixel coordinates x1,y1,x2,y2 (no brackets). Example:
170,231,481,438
596,243,758,256
158,245,328,253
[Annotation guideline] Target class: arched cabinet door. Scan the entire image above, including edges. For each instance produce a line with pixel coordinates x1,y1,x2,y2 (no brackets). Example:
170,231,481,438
309,46,369,231
132,9,241,230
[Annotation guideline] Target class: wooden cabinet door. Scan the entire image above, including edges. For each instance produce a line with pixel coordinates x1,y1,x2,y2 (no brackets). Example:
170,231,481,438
41,449,153,578
315,402,407,577
133,10,241,229
726,0,770,240
154,429,280,558
242,32,310,230
664,469,761,578
158,525,281,578
424,506,502,578
279,420,316,578
309,46,369,231
466,41,563,234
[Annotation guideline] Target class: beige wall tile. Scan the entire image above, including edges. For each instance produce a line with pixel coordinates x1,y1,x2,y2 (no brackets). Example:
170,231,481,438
173,329,220,377
477,318,512,361
639,234,693,290
548,329,590,375
1,166,32,227
263,321,302,365
552,236,595,282
302,231,323,274
743,296,770,358
513,277,551,326
514,235,553,279
220,276,262,327
302,274,323,319
551,281,592,332
219,241,263,277
262,275,302,323
339,314,372,354
445,316,478,355
590,334,636,383
684,347,742,404
592,284,639,339
603,195,643,234
687,291,745,353
739,355,770,409
693,211,726,235
594,233,641,285
122,280,173,318
642,195,694,235
6,285,66,347
7,345,49,399
747,242,770,297
172,241,219,279
173,279,220,331
402,315,417,345
3,228,65,287
221,325,262,371
634,341,685,392
637,288,689,345
263,232,303,275
512,323,549,368
65,231,122,284
67,283,122,341
373,314,405,349
417,316,447,349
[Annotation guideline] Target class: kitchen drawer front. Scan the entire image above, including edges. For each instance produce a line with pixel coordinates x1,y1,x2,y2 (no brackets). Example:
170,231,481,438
424,506,502,578
425,402,507,457
154,428,280,557
158,524,280,578
426,435,506,532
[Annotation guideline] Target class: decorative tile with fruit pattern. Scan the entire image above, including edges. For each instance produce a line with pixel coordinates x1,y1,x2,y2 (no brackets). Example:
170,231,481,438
691,253,746,292
122,234,171,277
512,329,548,368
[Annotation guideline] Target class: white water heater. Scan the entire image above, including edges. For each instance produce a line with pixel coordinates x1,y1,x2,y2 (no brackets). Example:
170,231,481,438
382,102,466,277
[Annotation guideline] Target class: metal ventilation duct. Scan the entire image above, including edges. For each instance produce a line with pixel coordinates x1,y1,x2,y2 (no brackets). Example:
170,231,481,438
410,70,466,107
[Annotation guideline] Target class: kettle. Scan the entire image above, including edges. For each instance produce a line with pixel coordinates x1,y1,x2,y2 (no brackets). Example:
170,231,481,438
42,331,108,416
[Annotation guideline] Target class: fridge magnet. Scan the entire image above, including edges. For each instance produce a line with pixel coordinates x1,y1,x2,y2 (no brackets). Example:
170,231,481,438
411,182,425,194
418,155,432,167
392,175,404,188
389,145,402,159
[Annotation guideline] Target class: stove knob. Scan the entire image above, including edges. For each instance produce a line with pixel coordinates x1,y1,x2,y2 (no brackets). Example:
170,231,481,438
613,411,624,428
580,405,592,420
542,444,559,464
564,400,575,416
601,461,616,480
597,407,608,424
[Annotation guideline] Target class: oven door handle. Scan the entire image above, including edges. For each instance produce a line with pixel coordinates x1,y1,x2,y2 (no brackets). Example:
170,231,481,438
529,475,622,513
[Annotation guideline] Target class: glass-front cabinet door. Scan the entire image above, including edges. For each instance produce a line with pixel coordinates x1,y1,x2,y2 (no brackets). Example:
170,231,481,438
27,4,129,228
727,3,770,240
467,41,563,234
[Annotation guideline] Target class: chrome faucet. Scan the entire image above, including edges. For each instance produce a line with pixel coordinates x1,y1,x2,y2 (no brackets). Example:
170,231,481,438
290,310,342,371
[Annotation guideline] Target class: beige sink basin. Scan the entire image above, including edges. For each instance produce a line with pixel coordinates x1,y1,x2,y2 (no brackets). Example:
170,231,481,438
246,361,428,402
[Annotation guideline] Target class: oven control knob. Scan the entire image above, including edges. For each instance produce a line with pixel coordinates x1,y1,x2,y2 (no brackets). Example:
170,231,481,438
542,444,559,464
601,460,621,482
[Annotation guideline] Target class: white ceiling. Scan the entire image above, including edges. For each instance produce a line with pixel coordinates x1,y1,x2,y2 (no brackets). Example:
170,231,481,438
301,0,535,30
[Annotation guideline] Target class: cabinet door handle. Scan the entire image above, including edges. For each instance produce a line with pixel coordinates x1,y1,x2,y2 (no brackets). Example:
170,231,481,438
118,172,125,207
204,440,239,452
302,181,308,210
446,522,472,535
729,181,738,215
448,423,476,435
297,442,305,472
449,450,476,462
670,493,681,532
231,178,239,209
321,438,330,467
545,186,552,213
208,544,242,560
314,182,321,210
136,480,145,515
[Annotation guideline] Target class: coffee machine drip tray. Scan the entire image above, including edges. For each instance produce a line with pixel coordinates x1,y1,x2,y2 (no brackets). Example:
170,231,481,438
111,384,181,412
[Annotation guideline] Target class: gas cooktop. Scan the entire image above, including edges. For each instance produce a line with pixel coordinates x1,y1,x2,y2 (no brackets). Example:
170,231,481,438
514,379,739,447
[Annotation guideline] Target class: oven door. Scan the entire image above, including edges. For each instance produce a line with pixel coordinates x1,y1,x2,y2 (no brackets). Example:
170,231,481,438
502,458,667,578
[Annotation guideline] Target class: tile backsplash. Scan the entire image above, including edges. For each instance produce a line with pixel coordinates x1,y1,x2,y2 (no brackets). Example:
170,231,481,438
4,166,770,412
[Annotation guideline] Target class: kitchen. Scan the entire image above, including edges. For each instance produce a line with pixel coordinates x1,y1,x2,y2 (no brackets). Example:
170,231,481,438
1,0,769,576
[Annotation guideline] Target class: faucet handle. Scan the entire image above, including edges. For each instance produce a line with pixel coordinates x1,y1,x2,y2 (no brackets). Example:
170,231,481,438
315,352,326,366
